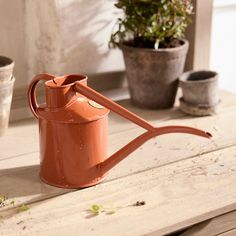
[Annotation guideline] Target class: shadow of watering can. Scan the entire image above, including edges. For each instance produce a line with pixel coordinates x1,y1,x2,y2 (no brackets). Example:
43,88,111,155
28,74,212,189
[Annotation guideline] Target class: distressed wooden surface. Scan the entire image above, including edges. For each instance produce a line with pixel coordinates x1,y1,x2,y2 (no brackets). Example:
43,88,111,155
0,90,236,235
180,210,236,236
1,145,236,236
219,229,236,236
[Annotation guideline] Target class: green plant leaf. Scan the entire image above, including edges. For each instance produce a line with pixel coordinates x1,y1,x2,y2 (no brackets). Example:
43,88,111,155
0,195,7,203
110,0,193,48
90,204,103,214
18,204,29,212
10,200,15,206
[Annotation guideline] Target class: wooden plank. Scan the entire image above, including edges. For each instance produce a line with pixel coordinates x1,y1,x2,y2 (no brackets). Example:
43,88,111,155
1,90,236,160
1,144,236,236
1,105,236,209
180,210,236,235
90,106,236,180
0,153,71,211
0,119,38,160
0,90,235,229
220,229,236,236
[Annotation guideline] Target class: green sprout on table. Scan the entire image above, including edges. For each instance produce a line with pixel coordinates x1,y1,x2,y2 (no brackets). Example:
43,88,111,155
89,201,145,216
0,195,15,209
0,195,7,203
18,204,29,212
0,195,7,207
89,203,117,215
90,204,103,214
10,200,15,206
0,195,30,216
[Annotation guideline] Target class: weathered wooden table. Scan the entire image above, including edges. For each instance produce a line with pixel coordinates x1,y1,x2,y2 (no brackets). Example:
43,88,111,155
1,90,236,236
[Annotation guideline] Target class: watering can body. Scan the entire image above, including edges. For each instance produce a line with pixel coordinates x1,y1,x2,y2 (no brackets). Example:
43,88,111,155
28,74,212,189
28,74,110,188
38,113,108,188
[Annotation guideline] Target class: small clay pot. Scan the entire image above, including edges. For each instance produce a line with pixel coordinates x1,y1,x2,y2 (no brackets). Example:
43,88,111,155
179,70,219,116
0,56,14,84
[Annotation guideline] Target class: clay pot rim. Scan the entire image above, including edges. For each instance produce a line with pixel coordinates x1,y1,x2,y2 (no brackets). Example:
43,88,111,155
179,70,218,84
120,39,189,53
45,74,88,89
0,56,14,70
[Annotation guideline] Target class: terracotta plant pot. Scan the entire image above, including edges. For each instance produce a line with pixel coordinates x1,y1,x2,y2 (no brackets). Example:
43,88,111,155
0,56,14,84
179,70,219,116
121,40,189,109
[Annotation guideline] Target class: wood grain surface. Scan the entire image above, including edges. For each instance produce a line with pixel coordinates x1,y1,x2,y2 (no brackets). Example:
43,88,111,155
0,90,236,235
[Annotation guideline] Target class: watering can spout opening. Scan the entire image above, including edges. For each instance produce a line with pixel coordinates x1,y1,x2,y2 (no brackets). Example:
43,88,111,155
205,132,213,138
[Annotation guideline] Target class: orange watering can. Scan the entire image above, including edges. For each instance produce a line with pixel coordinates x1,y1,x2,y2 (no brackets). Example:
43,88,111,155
28,74,212,188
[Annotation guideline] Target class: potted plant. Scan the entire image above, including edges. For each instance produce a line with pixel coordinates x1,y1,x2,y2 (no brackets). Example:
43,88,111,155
110,0,193,109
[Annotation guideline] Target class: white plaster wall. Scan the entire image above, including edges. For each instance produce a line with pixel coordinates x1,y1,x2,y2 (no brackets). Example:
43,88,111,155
0,0,27,88
210,0,236,92
56,0,124,74
0,0,124,89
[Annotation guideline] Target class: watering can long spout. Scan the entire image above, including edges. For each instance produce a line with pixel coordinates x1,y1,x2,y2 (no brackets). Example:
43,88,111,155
99,126,211,174
75,82,212,175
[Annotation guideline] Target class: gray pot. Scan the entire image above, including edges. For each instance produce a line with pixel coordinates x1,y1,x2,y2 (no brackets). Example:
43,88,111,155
121,40,189,109
179,70,219,116
0,56,14,84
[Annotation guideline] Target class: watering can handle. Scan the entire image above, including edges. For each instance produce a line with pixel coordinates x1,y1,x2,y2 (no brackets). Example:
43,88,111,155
28,74,55,118
75,82,156,132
